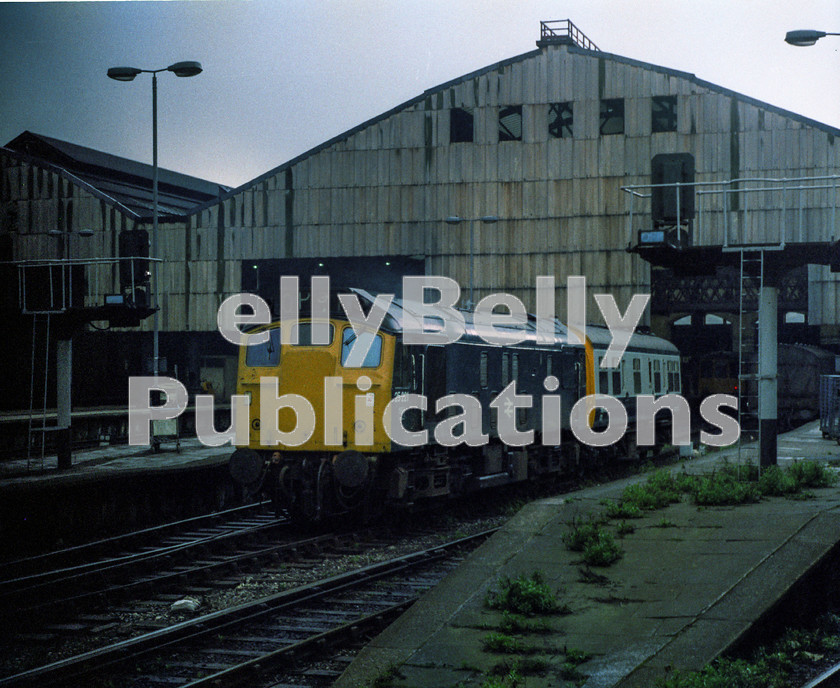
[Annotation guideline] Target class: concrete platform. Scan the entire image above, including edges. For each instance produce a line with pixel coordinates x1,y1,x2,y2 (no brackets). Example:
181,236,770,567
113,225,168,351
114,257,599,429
336,423,840,688
0,438,236,556
0,437,229,487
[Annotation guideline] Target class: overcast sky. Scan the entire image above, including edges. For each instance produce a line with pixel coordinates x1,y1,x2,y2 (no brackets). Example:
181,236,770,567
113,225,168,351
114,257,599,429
1,1,839,188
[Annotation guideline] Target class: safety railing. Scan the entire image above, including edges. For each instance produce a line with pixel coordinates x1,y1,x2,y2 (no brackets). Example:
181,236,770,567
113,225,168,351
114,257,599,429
539,20,600,52
621,174,840,249
5,256,160,315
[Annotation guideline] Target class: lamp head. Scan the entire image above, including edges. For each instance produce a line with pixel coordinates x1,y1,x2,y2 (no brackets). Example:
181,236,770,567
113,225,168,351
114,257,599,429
167,61,202,77
107,66,142,81
785,30,827,46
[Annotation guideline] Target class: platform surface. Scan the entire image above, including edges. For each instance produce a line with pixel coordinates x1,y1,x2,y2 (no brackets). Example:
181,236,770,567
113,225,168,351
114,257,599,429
0,436,230,490
336,423,840,687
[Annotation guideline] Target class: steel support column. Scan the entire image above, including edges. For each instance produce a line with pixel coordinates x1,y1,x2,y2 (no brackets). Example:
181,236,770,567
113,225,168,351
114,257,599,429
758,286,778,467
56,337,72,469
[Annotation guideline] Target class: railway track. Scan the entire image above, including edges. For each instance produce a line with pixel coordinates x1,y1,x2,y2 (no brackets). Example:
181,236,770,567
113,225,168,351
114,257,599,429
0,502,288,627
0,501,275,579
0,528,496,687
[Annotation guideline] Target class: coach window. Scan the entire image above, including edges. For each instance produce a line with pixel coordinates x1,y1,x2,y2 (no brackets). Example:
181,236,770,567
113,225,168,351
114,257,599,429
670,361,682,393
653,360,662,394
499,105,523,142
633,359,642,394
480,351,489,389
512,353,520,382
340,328,382,368
502,352,511,386
246,327,281,367
612,363,621,395
600,98,624,135
652,95,678,133
450,107,474,143
599,356,609,394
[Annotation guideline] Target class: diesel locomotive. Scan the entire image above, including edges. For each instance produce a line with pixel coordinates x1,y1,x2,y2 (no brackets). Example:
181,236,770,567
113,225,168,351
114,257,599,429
228,289,682,521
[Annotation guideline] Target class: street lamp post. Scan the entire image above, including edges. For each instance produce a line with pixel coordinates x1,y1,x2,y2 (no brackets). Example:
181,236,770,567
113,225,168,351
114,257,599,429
785,29,840,46
107,61,202,384
445,215,500,309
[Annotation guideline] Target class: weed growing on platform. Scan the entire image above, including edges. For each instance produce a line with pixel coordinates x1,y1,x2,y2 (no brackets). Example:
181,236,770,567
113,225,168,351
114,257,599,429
489,657,549,678
582,530,622,566
498,611,552,635
757,466,799,496
479,664,523,688
690,471,761,505
369,664,405,688
481,632,525,654
484,571,565,616
619,469,683,510
787,459,837,488
481,632,546,655
602,499,643,519
564,647,591,665
615,520,636,536
561,517,604,551
562,518,623,566
657,613,840,688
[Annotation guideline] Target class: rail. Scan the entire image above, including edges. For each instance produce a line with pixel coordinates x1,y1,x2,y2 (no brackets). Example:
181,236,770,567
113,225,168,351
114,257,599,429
621,174,840,249
0,528,498,687
539,20,600,51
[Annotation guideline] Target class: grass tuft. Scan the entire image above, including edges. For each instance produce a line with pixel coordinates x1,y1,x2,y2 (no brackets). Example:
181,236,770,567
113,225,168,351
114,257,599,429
497,610,552,634
484,571,563,616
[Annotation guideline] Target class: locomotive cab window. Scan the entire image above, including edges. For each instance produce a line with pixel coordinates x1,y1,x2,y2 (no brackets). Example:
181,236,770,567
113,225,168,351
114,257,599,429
245,327,281,367
340,328,382,368
292,322,334,346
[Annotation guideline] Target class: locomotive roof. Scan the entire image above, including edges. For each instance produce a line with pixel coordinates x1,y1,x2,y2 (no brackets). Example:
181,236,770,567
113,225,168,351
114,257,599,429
350,289,680,355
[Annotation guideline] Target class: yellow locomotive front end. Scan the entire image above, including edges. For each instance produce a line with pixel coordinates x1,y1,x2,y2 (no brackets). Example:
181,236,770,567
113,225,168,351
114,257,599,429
229,318,397,521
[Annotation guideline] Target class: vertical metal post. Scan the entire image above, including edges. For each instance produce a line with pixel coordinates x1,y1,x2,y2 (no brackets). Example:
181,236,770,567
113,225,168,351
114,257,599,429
758,285,778,467
468,218,474,309
56,337,73,469
152,72,160,380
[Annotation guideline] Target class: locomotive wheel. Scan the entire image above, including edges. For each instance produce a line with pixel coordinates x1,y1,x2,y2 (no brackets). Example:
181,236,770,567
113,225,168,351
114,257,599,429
332,451,369,489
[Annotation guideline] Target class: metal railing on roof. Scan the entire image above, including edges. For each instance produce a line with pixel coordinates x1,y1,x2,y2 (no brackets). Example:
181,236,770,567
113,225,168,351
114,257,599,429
539,20,600,52
621,174,840,249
